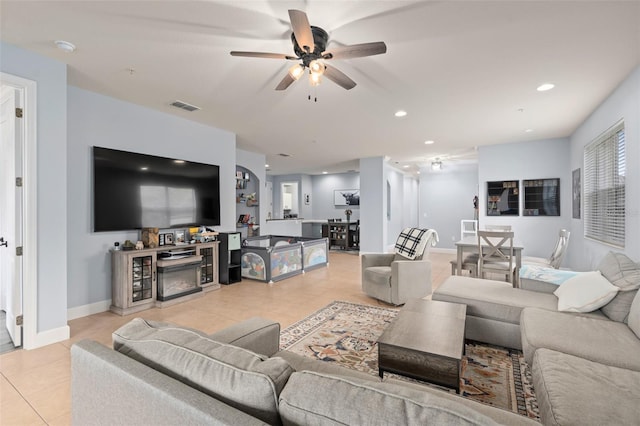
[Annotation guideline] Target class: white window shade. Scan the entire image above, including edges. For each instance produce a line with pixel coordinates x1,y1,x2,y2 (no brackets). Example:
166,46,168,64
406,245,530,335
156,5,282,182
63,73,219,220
583,120,625,248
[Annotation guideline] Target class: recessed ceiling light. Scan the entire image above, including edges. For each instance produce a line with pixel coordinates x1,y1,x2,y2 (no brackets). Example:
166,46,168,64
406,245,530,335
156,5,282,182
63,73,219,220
424,140,435,145
525,128,534,133
537,83,555,92
403,165,409,168
140,166,149,171
173,160,185,164
322,171,328,174
394,110,407,117
265,164,269,168
54,40,76,53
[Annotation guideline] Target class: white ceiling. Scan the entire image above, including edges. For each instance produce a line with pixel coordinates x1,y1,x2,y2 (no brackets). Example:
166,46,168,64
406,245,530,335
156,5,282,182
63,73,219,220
1,1,639,175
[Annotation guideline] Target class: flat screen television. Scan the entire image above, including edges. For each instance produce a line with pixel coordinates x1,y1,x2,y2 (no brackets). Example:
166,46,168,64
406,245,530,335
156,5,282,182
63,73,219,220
93,146,220,232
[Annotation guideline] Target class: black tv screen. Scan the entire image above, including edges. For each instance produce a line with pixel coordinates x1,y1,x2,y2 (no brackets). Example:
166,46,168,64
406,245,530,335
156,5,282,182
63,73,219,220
93,147,221,232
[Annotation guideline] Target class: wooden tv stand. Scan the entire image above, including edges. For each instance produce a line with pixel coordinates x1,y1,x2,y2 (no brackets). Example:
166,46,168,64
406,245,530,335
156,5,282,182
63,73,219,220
110,241,220,316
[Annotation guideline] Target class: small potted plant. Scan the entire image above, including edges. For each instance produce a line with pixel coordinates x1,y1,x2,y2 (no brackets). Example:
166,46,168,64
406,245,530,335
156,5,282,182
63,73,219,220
344,209,353,222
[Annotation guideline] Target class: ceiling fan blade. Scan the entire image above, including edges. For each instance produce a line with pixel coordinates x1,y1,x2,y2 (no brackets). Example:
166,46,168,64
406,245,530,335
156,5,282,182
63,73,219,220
275,73,296,91
230,51,297,60
323,64,357,90
323,42,387,60
288,9,314,53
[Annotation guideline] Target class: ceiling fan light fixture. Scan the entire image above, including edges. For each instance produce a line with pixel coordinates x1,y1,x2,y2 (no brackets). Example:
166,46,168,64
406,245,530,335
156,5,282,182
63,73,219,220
431,161,442,171
309,72,321,86
308,59,325,76
288,64,305,80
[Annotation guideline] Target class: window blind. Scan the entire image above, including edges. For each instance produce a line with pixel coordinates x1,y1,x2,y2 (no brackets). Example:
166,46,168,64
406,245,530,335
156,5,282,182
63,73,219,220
583,120,625,247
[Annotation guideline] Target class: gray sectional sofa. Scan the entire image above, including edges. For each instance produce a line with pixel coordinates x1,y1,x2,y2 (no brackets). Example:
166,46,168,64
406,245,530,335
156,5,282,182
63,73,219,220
72,317,537,425
433,251,640,426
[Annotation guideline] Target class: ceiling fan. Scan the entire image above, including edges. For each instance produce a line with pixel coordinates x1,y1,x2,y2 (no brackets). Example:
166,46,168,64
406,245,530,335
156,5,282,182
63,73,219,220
230,9,387,91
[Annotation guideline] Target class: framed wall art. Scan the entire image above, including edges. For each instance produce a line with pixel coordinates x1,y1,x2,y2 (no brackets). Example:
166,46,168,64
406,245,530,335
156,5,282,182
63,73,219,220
334,189,360,206
572,168,581,219
486,180,519,216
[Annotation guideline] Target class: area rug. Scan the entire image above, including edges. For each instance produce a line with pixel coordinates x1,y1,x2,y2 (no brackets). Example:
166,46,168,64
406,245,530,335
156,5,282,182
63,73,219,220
280,300,539,420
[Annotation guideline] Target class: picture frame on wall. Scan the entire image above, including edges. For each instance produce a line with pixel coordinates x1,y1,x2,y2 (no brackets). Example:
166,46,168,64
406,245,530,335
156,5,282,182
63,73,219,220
334,189,360,206
486,180,519,216
572,168,581,219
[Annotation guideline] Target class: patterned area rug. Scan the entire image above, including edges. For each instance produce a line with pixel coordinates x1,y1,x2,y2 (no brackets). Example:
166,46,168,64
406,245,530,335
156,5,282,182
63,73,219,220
280,300,539,420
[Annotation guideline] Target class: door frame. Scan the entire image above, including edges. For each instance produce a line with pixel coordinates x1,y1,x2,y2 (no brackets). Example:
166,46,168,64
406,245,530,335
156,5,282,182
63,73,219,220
1,72,38,349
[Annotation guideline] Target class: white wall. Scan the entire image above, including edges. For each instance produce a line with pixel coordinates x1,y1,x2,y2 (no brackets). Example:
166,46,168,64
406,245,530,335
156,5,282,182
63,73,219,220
568,66,640,270
420,164,479,249
67,86,236,311
1,42,69,336
478,138,571,259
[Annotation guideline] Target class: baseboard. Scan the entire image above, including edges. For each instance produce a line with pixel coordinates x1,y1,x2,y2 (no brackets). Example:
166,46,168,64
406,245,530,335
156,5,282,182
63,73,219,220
67,299,112,321
27,325,70,350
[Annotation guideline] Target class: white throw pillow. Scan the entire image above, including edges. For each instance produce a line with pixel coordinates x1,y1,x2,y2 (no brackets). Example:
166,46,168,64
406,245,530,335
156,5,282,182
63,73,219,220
554,271,619,312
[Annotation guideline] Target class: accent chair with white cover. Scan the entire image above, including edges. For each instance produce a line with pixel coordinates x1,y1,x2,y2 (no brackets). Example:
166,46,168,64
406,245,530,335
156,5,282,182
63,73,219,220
361,228,438,305
522,229,570,269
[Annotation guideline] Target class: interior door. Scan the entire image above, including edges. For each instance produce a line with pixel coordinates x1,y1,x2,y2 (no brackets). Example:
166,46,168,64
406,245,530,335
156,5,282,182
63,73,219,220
0,84,23,347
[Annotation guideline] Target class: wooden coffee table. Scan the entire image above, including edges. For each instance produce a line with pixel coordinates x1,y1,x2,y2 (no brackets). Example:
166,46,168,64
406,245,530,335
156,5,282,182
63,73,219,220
377,299,467,393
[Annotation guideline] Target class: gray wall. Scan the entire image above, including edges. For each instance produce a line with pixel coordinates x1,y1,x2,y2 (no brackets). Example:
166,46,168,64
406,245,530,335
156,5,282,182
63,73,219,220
67,86,236,310
478,138,571,259
311,173,361,221
1,42,68,333
420,164,479,249
568,65,640,270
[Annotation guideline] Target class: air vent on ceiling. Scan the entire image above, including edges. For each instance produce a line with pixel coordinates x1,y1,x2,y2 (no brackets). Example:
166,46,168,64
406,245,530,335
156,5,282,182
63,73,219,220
170,100,201,112
278,153,292,157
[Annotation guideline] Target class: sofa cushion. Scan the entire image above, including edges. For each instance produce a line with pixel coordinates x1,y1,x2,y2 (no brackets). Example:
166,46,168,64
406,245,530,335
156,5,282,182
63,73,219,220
433,276,557,324
520,307,640,371
598,252,640,322
553,271,618,312
598,251,640,291
113,318,294,425
278,371,499,426
363,266,392,286
629,290,640,339
532,348,640,426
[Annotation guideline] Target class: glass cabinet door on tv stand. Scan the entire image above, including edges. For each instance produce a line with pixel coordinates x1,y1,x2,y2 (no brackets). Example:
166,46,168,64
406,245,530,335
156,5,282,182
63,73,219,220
197,242,220,291
111,249,157,316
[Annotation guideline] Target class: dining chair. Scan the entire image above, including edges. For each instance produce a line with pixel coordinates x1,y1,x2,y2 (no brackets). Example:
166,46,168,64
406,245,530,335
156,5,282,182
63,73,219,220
461,220,478,239
450,255,478,277
522,229,570,269
484,225,512,231
477,230,516,285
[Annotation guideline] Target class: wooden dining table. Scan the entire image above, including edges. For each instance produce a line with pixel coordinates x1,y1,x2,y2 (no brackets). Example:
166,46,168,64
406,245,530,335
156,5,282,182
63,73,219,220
454,235,525,287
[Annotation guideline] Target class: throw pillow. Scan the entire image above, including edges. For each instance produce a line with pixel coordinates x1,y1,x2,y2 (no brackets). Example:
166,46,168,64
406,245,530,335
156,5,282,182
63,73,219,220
112,318,293,425
598,251,640,291
598,252,640,322
554,271,619,312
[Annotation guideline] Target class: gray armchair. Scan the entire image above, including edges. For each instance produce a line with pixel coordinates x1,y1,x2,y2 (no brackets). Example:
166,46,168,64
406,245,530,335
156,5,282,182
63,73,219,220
361,230,437,305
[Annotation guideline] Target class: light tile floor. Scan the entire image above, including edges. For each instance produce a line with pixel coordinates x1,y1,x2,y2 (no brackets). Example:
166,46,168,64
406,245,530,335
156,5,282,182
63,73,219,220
0,251,456,425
